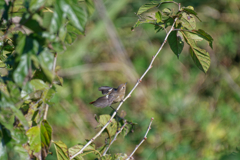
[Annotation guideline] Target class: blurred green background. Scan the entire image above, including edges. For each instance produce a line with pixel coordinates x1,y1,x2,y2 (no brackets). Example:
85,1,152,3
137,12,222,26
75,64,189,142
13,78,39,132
46,0,240,159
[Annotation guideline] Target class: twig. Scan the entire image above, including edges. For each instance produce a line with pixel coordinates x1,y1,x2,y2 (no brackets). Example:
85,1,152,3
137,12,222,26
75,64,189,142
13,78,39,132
102,120,128,156
126,118,154,160
69,17,178,160
43,52,57,120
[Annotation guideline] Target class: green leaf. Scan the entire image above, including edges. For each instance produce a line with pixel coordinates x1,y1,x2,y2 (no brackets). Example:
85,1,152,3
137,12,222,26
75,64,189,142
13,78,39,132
11,128,28,145
38,49,54,71
30,79,49,91
182,7,201,21
155,11,162,23
192,29,213,48
185,31,203,42
137,2,159,15
168,31,184,58
67,22,84,35
52,42,65,53
26,120,52,157
85,0,95,16
43,87,56,103
20,13,45,32
97,115,117,137
2,1,11,20
11,106,29,128
53,141,69,160
0,124,10,160
65,31,77,45
69,143,97,158
59,0,87,33
40,120,52,150
32,68,53,83
13,54,29,86
26,126,41,153
189,47,211,73
179,12,196,30
154,25,164,33
181,31,211,73
162,8,172,16
50,1,63,33
6,81,21,102
29,0,46,12
42,12,53,29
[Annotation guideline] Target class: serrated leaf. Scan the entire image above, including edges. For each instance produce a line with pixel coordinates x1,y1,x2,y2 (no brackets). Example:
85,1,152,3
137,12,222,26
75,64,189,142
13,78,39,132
67,23,84,35
6,81,21,101
85,0,95,16
11,105,29,128
97,115,117,137
189,47,210,73
32,68,53,83
42,12,53,29
192,29,213,48
168,31,184,58
52,42,65,53
137,2,159,15
13,54,29,87
182,7,201,21
162,8,171,16
179,12,196,30
131,20,141,31
43,87,56,103
40,120,52,150
30,79,49,91
69,143,97,158
65,31,77,45
59,0,87,33
155,11,162,23
20,13,45,32
38,49,54,71
53,141,69,160
26,126,41,153
182,31,211,73
29,0,46,12
184,30,203,42
164,17,174,28
154,25,164,33
50,1,63,33
26,120,52,158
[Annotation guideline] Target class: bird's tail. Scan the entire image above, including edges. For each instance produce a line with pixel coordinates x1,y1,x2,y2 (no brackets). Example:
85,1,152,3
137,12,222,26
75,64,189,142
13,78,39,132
89,101,95,104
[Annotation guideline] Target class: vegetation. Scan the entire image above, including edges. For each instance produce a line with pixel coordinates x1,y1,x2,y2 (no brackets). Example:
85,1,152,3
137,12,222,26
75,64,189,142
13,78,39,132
0,0,239,160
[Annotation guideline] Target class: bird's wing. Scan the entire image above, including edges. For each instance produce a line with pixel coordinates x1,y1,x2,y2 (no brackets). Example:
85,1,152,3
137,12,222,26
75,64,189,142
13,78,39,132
98,86,113,95
91,94,115,108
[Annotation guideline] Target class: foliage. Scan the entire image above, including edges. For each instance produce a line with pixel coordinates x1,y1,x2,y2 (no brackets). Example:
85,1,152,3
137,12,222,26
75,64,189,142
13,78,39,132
0,0,89,159
132,2,213,73
3,0,239,160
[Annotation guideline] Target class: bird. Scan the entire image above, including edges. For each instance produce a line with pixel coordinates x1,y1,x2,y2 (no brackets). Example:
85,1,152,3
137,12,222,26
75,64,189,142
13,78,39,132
89,83,127,108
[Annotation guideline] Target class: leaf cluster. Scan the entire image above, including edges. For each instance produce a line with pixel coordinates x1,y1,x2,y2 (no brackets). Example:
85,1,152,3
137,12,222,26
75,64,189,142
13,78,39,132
0,0,91,159
132,1,213,73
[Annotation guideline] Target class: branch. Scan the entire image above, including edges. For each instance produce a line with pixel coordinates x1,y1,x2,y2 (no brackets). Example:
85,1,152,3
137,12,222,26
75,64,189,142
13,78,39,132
94,0,147,98
102,120,128,156
43,52,57,120
126,118,154,160
69,17,178,160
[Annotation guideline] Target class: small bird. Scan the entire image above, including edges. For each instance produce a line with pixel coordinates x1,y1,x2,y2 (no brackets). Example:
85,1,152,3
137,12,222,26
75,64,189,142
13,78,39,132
90,83,127,108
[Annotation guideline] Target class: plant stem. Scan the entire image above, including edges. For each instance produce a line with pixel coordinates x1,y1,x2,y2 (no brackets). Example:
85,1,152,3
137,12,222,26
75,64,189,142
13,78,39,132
126,118,154,160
